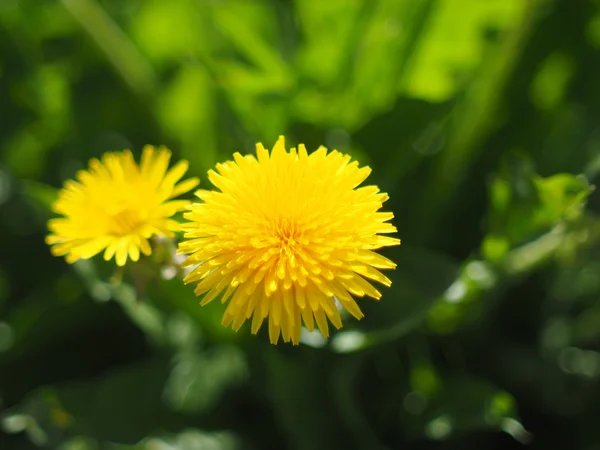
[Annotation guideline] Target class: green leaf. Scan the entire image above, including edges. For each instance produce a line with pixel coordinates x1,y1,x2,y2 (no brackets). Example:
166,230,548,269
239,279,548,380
292,0,431,128
330,355,388,450
403,0,526,102
163,345,248,413
130,429,240,450
20,180,57,213
403,374,531,444
57,356,172,444
266,348,340,450
481,234,510,262
1,389,59,447
533,173,591,225
158,278,241,344
211,1,289,78
484,154,592,256
130,0,207,65
155,64,217,174
426,262,494,334
530,52,575,111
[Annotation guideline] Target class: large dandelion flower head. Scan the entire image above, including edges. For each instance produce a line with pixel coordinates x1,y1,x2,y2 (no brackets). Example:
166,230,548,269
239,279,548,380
178,136,400,344
47,146,199,266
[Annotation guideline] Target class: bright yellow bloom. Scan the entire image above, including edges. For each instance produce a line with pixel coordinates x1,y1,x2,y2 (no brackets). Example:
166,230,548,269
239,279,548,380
178,136,400,345
46,147,199,266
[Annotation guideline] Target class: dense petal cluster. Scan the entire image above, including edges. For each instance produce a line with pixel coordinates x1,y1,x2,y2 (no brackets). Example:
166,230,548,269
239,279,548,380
47,147,199,266
179,136,400,344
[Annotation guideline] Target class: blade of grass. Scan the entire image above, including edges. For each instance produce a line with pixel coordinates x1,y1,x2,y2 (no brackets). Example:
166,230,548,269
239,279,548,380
61,0,157,100
414,0,547,242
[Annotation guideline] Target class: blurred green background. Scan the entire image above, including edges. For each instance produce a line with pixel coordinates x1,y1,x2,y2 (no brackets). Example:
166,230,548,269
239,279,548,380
2,0,600,448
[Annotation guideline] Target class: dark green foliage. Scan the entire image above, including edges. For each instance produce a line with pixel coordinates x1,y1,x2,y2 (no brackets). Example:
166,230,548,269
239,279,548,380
2,0,600,449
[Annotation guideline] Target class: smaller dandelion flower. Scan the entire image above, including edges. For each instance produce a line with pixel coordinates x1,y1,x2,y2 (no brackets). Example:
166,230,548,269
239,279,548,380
46,146,199,266
178,136,400,345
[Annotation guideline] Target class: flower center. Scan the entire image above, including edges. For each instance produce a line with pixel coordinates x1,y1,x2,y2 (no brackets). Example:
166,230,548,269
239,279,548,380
273,217,299,255
109,207,142,236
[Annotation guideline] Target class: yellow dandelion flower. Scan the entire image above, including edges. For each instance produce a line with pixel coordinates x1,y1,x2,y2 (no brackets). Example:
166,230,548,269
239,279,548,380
46,146,200,267
178,136,400,345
